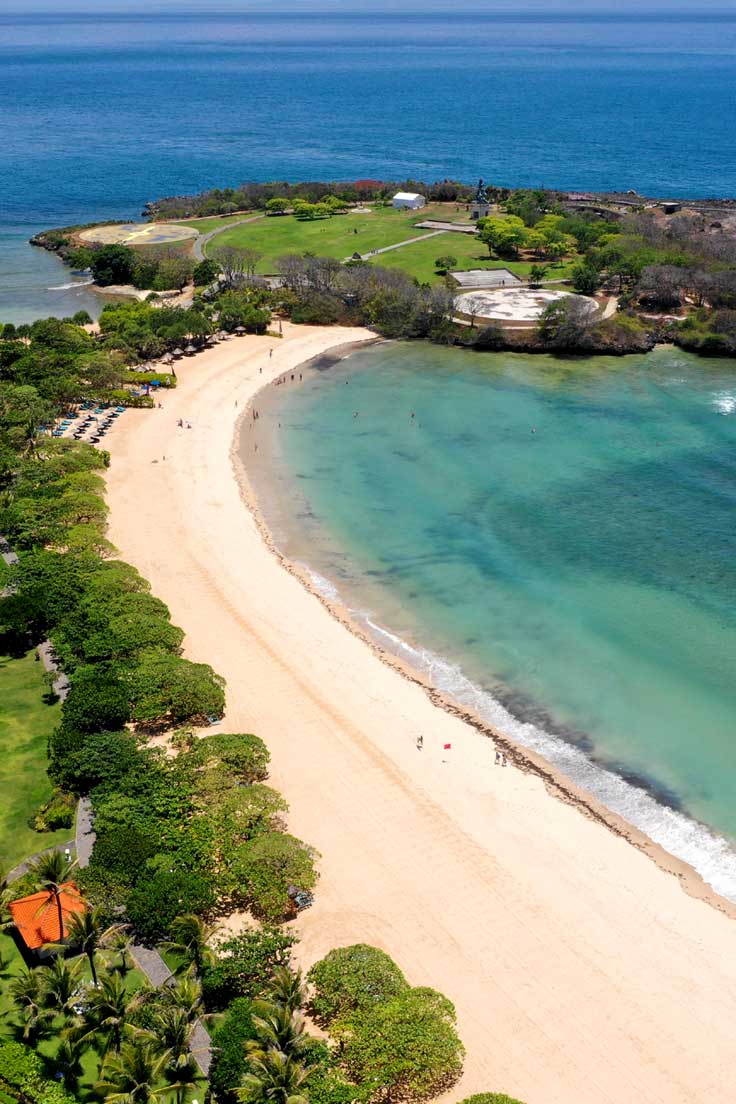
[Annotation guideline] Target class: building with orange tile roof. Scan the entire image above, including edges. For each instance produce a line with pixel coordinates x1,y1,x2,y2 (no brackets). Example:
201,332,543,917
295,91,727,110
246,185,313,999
8,883,85,953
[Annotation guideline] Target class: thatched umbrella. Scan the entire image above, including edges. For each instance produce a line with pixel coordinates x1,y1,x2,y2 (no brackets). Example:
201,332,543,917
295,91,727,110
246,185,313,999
172,348,185,358
184,344,197,355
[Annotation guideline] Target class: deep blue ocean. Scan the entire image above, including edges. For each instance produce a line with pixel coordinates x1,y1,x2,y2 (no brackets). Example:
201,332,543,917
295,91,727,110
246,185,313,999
1,3,736,320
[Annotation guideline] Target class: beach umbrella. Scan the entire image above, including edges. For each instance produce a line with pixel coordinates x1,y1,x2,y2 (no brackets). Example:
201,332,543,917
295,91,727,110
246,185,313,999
185,344,196,354
162,352,174,364
172,348,184,358
235,326,246,334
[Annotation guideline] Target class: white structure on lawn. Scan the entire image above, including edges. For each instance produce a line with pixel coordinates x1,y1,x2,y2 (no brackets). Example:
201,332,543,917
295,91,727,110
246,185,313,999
392,191,426,210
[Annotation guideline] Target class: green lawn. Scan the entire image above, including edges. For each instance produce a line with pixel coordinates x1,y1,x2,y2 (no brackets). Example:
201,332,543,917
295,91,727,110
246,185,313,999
373,231,579,284
203,203,454,270
0,652,69,874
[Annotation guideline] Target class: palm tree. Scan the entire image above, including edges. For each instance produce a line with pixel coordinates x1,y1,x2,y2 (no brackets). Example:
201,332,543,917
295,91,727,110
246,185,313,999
162,914,219,975
247,1002,311,1061
27,850,79,943
96,1039,169,1104
265,967,306,1015
56,1033,86,1094
65,906,107,986
42,954,83,1017
165,1053,199,1104
167,969,205,1023
81,972,136,1055
237,1049,311,1104
101,923,132,976
142,1007,198,1104
10,967,50,1042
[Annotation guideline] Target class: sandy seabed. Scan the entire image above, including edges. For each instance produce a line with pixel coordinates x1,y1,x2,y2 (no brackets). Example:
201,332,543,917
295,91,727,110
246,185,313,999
103,324,736,1104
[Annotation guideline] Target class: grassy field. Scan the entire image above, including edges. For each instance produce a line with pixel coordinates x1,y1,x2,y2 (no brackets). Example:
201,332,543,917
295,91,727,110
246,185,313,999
372,231,578,284
198,206,577,285
203,203,455,270
0,652,69,873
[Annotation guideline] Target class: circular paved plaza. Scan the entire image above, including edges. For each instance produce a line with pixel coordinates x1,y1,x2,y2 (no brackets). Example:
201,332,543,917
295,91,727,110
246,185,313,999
455,287,597,323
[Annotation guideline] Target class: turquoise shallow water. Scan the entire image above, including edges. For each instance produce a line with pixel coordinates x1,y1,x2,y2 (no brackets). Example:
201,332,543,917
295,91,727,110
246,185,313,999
252,343,736,899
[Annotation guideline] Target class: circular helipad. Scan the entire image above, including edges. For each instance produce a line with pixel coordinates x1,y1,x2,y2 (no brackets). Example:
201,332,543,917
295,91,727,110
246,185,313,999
77,222,198,247
455,288,597,323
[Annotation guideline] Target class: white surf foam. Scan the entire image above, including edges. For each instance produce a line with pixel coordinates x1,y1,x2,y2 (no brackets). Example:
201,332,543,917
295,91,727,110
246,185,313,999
713,392,736,415
48,278,94,290
303,566,736,902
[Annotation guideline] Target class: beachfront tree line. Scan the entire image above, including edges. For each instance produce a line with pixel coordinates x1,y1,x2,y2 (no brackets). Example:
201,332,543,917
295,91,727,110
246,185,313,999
143,178,483,221
0,341,520,1101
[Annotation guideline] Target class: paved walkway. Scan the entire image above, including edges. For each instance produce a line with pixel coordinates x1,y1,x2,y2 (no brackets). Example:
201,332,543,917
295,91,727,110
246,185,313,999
6,840,75,884
194,214,265,260
354,229,446,261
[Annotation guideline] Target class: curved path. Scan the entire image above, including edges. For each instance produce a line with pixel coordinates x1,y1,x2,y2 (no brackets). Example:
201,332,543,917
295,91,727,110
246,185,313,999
103,325,736,1104
193,214,265,261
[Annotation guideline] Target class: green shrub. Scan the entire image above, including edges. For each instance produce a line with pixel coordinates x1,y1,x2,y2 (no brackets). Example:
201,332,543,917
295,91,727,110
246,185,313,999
185,732,270,783
338,987,465,1101
226,832,318,920
28,788,76,832
201,928,296,1010
308,944,408,1025
459,1095,526,1104
0,1043,78,1104
209,997,258,1101
126,868,215,942
124,371,177,388
124,650,225,726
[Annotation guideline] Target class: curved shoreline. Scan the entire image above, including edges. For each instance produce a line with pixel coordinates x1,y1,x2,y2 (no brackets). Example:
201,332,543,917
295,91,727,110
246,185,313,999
103,323,736,1104
232,343,736,922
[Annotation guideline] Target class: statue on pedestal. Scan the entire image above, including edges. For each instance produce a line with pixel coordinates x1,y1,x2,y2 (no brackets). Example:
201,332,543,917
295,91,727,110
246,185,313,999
471,178,491,221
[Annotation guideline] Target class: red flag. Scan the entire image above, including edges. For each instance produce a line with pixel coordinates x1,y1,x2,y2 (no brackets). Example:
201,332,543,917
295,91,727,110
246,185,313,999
443,743,452,750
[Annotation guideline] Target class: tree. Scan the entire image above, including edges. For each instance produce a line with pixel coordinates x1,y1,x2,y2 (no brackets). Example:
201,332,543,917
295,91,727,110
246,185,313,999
434,255,457,275
571,262,602,296
193,258,221,286
227,833,318,921
201,928,296,1010
163,913,219,974
338,987,464,1101
126,869,215,942
237,1049,312,1104
185,732,270,784
82,972,137,1054
95,1039,169,1104
123,649,225,726
478,216,528,258
538,295,595,349
307,944,408,1025
62,666,130,732
266,198,290,215
211,246,252,285
41,954,84,1017
10,968,51,1042
64,905,108,986
90,245,135,287
528,264,548,287
27,850,79,944
210,997,258,1102
267,966,307,1015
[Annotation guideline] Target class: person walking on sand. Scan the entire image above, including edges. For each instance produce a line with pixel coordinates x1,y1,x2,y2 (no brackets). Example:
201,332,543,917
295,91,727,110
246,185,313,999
495,748,501,765
502,753,507,767
416,734,424,751
269,349,272,359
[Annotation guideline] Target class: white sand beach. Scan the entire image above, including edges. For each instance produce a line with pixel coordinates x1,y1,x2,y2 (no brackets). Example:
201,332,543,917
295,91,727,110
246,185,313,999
104,324,736,1104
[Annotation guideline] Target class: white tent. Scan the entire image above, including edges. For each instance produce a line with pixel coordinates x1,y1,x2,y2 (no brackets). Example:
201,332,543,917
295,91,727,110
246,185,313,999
392,191,426,210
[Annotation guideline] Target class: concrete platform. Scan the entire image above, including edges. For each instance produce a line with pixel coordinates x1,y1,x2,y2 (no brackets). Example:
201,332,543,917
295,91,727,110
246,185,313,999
451,268,522,289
